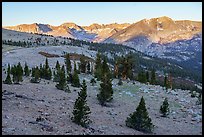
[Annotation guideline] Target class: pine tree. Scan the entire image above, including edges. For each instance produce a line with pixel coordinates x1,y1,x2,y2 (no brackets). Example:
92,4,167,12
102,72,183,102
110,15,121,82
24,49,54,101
101,58,111,78
30,66,40,83
160,98,170,117
94,53,102,80
138,71,147,83
55,60,60,71
11,62,23,84
42,58,52,80
80,55,86,73
53,70,60,82
150,69,156,85
126,54,134,80
47,68,52,80
115,54,134,80
65,54,72,74
72,68,80,87
17,62,23,82
86,61,91,74
31,67,35,77
67,73,73,84
53,61,61,82
24,62,30,76
97,74,113,106
74,61,77,73
45,58,49,70
3,64,12,84
39,63,43,78
126,96,154,133
146,71,149,82
56,65,66,90
77,62,81,74
72,80,91,127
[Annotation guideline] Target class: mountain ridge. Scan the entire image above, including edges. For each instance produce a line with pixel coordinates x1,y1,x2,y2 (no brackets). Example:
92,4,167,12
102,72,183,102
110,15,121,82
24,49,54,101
3,16,202,44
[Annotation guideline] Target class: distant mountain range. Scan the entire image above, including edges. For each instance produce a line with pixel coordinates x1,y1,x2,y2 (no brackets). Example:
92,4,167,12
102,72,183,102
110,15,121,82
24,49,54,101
3,21,130,42
3,16,202,70
3,16,201,44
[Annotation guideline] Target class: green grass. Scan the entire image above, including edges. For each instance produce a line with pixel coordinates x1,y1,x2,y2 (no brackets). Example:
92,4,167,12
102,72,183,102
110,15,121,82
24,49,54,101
113,82,140,98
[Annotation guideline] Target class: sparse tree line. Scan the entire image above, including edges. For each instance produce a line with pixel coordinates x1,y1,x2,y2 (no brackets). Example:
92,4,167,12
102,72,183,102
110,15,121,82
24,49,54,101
2,40,32,47
3,52,201,133
3,28,201,84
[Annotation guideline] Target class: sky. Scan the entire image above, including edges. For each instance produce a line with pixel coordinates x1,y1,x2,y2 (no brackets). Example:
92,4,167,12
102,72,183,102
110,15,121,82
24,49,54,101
2,2,202,26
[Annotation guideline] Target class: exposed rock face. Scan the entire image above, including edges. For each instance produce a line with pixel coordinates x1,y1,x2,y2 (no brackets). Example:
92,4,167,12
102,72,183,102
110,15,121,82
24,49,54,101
104,16,202,44
3,16,201,44
3,22,130,42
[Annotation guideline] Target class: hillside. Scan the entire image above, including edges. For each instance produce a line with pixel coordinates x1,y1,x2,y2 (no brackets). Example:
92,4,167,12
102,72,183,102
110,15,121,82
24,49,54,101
2,28,202,84
3,17,202,70
2,45,202,135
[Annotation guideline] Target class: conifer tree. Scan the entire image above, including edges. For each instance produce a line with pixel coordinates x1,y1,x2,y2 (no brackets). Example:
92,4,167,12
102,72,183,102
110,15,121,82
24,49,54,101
101,58,111,78
114,54,134,80
146,71,149,82
17,62,23,82
138,71,147,83
56,65,66,90
74,61,79,74
42,58,52,80
126,54,134,80
77,62,81,74
72,68,80,87
150,69,156,85
47,68,52,80
45,58,49,70
72,80,91,127
74,61,77,71
11,62,23,84
53,61,61,82
80,55,86,73
55,60,60,70
94,53,102,80
31,67,35,77
39,63,43,77
3,64,12,84
160,98,170,117
164,74,168,92
67,73,73,84
86,61,91,74
24,62,30,76
97,74,113,106
65,54,72,74
30,66,40,83
126,96,154,133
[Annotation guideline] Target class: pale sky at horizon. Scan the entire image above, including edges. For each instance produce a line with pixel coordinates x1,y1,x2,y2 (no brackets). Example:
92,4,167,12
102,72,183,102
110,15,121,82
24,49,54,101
2,2,202,26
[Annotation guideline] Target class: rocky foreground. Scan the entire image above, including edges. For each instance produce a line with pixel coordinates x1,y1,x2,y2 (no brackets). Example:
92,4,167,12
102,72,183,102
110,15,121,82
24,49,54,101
2,74,202,135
